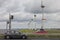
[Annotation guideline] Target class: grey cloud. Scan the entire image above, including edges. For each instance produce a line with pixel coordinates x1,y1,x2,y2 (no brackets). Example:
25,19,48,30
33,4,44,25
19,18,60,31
0,0,60,14
0,0,7,7
6,0,21,13
7,5,21,13
0,0,22,13
24,0,60,13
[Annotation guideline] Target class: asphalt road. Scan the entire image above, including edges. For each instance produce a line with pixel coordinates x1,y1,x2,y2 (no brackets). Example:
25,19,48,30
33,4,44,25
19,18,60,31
0,38,60,40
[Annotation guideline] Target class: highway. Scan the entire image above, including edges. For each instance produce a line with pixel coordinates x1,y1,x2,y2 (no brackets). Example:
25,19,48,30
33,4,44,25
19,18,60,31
0,38,60,40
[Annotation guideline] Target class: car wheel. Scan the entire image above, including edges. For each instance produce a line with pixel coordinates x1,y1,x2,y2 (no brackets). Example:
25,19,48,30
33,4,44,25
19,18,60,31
21,35,27,39
5,36,10,39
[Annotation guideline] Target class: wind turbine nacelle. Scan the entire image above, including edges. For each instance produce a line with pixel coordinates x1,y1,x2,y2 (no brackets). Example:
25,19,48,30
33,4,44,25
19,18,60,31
41,5,45,8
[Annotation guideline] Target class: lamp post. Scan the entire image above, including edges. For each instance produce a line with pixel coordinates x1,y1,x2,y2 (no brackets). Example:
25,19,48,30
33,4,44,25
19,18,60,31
9,13,11,33
8,13,14,33
6,21,9,32
6,8,14,33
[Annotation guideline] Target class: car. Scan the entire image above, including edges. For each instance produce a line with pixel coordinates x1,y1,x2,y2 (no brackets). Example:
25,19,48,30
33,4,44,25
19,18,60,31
4,30,27,39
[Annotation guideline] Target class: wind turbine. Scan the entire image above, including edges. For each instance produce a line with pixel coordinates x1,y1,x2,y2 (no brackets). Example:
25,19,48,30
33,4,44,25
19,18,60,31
28,14,37,30
36,0,47,33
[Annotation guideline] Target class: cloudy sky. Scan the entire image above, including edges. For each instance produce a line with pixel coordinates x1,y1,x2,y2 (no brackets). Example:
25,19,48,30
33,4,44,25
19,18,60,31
0,0,60,29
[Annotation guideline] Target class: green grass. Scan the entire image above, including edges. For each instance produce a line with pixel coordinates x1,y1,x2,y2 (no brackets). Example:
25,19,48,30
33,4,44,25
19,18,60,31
0,34,4,39
46,29,60,33
28,34,60,38
19,29,60,38
19,29,36,33
19,29,60,33
0,29,60,39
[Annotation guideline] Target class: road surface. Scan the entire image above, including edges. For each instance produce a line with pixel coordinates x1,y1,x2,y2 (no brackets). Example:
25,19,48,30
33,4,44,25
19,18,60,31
0,38,60,40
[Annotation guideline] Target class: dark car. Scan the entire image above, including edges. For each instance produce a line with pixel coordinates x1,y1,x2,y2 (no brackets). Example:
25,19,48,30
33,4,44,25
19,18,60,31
4,30,27,39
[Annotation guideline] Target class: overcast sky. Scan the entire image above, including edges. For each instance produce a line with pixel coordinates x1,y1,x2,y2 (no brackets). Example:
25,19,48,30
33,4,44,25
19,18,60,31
0,0,60,29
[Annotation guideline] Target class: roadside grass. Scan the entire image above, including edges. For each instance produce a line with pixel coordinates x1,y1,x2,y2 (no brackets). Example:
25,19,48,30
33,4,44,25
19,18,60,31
0,34,4,39
19,29,60,33
19,29,60,38
46,29,60,33
19,29,36,33
28,34,60,38
0,29,60,39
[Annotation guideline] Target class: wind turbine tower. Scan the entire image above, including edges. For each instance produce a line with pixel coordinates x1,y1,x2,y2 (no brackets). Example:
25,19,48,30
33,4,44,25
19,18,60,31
34,14,37,30
40,0,46,31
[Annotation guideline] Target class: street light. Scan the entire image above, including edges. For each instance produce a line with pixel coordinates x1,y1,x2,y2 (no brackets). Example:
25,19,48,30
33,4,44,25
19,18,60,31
8,12,14,33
